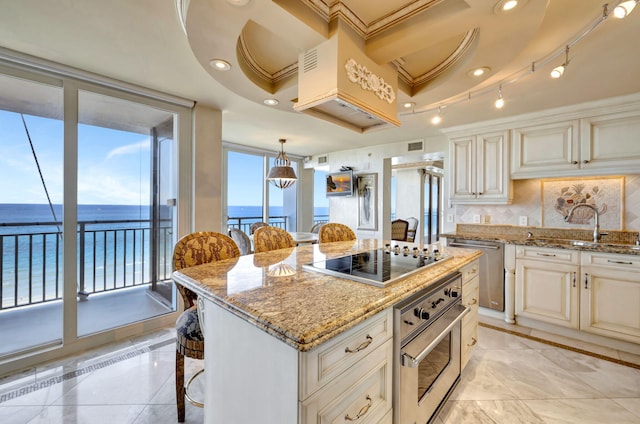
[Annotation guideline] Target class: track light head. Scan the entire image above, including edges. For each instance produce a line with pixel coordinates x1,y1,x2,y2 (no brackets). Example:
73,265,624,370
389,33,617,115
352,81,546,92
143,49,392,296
614,0,638,18
550,65,565,79
430,107,442,125
495,86,505,109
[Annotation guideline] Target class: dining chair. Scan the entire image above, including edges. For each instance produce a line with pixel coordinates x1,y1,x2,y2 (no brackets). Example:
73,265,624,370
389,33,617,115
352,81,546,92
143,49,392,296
318,222,356,243
172,231,240,422
228,227,253,255
249,221,268,235
391,219,409,241
253,226,295,253
406,217,419,242
310,222,324,233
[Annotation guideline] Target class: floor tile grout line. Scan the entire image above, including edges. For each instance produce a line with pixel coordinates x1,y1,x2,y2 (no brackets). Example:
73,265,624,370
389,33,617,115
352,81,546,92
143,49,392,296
0,337,175,404
478,322,640,370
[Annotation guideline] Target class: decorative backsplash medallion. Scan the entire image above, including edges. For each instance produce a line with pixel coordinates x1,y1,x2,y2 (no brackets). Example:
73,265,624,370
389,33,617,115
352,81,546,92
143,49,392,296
542,177,624,230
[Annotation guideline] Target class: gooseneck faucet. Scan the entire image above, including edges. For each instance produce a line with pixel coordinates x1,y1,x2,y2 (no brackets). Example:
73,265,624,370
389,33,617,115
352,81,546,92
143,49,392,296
564,203,603,243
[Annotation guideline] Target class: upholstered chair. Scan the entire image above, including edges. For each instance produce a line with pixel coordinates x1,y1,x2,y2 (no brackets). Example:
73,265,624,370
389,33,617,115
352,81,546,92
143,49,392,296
228,227,253,255
405,217,419,242
253,226,295,253
249,221,268,235
318,222,356,243
391,219,409,241
172,231,240,422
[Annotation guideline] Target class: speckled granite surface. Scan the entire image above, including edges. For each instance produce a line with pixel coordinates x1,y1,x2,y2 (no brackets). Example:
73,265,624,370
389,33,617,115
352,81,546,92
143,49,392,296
442,224,640,256
172,239,481,352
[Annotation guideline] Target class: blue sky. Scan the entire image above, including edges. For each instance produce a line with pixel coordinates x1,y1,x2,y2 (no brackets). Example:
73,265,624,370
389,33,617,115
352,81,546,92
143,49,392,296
3,110,330,208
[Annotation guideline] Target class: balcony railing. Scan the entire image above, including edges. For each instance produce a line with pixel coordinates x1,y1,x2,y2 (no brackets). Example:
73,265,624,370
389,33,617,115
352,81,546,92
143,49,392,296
0,219,172,311
2,214,329,311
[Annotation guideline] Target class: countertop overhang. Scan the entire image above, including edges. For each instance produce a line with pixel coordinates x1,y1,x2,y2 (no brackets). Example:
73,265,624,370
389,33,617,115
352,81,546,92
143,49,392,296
172,239,481,352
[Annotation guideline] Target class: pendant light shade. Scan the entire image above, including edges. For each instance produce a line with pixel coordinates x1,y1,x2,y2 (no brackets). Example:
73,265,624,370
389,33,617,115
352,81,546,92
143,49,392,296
266,139,297,189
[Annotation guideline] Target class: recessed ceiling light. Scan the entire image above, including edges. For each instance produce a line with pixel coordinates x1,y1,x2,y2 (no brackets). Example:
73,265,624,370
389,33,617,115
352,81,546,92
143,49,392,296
494,0,527,14
209,59,231,71
264,99,279,106
402,102,415,109
225,0,252,7
468,67,491,77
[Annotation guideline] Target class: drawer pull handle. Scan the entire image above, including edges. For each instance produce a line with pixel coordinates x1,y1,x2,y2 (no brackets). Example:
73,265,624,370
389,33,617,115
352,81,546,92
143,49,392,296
536,253,556,257
467,338,477,347
607,259,633,265
345,395,372,421
345,335,373,353
573,272,576,288
466,298,478,306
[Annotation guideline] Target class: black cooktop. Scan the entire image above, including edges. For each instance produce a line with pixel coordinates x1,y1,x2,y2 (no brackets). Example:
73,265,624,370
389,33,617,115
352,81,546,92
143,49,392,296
303,247,449,287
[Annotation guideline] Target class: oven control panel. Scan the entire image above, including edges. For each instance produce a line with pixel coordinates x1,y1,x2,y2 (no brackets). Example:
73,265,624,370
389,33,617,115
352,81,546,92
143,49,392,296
396,272,462,342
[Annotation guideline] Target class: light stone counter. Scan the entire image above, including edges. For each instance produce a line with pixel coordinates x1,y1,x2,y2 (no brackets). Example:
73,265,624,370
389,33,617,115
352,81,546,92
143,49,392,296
172,238,481,352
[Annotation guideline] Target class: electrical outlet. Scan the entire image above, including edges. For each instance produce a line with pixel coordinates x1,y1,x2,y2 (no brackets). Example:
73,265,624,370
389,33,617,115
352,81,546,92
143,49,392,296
473,214,481,223
519,216,528,226
446,214,454,223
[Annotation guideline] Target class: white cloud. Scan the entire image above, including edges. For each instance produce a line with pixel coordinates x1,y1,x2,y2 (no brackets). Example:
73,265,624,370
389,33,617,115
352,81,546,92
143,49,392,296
106,140,150,160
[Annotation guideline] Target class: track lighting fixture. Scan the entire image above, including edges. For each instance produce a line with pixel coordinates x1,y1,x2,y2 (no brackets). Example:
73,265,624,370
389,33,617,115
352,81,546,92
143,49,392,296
614,0,638,18
430,107,442,125
550,45,570,79
495,85,505,109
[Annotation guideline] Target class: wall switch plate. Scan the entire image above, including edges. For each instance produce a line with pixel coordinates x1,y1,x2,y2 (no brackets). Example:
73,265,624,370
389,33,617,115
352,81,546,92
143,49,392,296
446,214,454,223
473,214,481,223
484,215,491,224
519,216,528,226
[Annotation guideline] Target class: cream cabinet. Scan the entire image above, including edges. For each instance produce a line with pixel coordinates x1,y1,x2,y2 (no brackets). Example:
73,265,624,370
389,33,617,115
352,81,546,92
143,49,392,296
515,246,580,328
511,107,640,178
299,308,393,424
580,252,640,344
460,260,479,369
449,131,511,204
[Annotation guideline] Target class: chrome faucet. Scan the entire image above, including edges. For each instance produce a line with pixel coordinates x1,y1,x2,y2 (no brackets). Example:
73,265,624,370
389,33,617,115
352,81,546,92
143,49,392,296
564,203,603,243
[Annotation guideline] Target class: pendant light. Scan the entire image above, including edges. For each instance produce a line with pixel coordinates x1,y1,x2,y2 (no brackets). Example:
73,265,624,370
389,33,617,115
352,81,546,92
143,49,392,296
266,139,297,189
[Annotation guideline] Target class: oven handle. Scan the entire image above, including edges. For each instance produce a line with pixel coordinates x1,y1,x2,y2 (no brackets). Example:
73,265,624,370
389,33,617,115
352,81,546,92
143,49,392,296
401,305,469,368
449,242,500,250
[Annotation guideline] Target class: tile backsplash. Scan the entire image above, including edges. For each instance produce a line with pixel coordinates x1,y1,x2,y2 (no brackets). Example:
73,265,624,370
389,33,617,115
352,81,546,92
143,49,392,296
454,175,640,231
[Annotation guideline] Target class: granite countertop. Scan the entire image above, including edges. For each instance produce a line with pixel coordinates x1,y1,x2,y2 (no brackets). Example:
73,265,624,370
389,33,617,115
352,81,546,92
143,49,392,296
441,228,640,256
172,238,481,352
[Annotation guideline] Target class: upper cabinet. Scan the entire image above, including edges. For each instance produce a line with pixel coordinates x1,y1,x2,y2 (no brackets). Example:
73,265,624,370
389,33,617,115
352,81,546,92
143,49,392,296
450,130,512,204
511,105,640,179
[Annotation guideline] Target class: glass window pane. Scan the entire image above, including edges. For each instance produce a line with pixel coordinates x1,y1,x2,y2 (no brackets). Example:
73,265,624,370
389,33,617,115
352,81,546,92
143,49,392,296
77,90,175,336
227,151,264,234
0,74,64,355
314,169,329,225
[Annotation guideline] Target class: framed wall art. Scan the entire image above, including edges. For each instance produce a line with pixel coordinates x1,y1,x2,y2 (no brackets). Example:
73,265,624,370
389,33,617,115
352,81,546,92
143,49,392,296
357,173,377,231
541,177,624,229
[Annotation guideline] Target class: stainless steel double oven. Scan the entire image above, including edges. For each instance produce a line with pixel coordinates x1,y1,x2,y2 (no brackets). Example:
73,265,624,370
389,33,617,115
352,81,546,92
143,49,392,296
394,272,468,424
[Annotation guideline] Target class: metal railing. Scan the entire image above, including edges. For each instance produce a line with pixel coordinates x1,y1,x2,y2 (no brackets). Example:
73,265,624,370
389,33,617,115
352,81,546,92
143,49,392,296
0,219,172,311
226,214,329,234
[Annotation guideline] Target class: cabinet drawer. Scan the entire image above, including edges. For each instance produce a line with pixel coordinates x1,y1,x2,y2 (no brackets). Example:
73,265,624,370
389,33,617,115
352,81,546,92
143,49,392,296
515,246,579,264
300,339,393,424
460,260,479,283
581,252,640,270
462,275,479,310
299,309,392,399
461,318,478,369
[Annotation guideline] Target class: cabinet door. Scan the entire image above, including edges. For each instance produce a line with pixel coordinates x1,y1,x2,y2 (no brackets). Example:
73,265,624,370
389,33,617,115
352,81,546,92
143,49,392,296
581,110,640,174
515,258,579,328
511,120,580,178
581,266,640,344
461,275,479,369
476,130,510,201
450,136,476,200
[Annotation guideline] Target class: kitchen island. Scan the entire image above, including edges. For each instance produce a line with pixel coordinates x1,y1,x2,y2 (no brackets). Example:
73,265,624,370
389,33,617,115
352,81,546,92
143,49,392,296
172,238,481,424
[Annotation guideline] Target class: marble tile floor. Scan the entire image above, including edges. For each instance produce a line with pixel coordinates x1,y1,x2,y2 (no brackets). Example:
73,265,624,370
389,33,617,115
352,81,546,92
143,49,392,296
0,325,639,423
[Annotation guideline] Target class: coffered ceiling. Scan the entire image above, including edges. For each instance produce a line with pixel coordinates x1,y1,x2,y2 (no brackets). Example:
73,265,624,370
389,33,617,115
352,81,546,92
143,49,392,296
0,0,639,156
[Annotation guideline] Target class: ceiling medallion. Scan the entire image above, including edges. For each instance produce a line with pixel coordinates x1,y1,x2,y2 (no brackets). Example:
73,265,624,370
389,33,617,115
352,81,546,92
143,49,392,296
344,58,396,104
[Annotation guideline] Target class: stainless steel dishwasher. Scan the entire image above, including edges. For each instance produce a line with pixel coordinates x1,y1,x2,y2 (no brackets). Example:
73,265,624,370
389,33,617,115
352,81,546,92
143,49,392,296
448,238,504,311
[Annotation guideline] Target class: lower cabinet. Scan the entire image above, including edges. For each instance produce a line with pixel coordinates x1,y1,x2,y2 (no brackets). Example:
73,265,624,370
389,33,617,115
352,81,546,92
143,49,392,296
299,309,394,424
581,252,640,344
461,260,479,369
515,247,640,344
515,246,579,328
